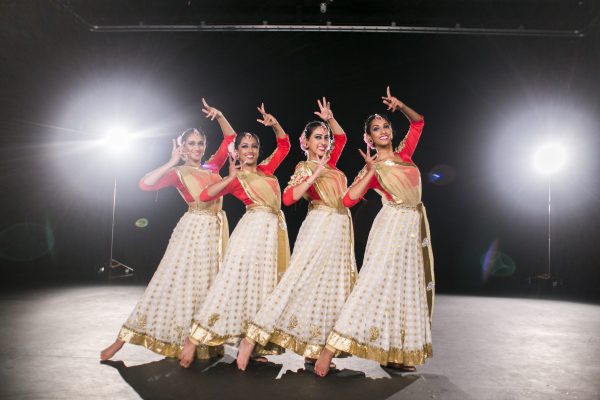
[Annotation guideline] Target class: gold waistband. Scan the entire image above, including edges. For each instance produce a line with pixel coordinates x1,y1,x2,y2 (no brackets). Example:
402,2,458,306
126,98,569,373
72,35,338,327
187,207,220,215
308,203,347,215
245,205,280,215
383,201,421,210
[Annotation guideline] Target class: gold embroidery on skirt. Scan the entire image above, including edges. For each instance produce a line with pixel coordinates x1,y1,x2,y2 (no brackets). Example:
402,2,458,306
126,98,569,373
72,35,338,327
288,315,298,329
118,325,223,359
207,313,220,327
327,330,432,366
369,326,380,342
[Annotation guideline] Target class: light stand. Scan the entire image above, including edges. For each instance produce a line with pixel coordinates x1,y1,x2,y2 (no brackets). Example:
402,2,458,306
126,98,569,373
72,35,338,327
106,176,134,279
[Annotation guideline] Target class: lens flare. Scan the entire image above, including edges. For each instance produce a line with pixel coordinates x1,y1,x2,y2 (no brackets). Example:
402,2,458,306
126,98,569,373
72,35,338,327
481,240,516,282
135,218,149,228
427,164,456,186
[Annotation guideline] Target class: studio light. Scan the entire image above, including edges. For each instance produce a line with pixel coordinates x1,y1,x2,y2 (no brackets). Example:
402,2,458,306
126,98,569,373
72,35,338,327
533,142,566,175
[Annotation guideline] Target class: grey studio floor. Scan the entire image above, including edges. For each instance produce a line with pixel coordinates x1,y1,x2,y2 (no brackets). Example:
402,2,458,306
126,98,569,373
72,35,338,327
0,285,599,400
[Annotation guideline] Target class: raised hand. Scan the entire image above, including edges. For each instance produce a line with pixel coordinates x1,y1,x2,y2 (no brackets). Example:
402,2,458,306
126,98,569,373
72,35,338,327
202,98,223,121
313,96,334,121
256,103,279,127
169,139,185,165
358,145,378,172
381,86,404,113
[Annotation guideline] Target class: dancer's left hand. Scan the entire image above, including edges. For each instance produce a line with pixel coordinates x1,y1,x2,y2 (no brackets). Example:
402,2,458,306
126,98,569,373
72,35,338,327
381,86,404,112
256,103,279,127
202,98,223,120
313,97,334,121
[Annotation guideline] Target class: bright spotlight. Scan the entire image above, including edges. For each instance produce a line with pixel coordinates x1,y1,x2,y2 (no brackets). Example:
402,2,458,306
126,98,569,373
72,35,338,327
533,142,566,174
101,127,134,153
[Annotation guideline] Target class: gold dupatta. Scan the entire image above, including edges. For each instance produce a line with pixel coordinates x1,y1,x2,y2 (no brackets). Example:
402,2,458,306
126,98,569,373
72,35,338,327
291,161,358,284
175,166,229,269
375,160,435,322
237,171,290,281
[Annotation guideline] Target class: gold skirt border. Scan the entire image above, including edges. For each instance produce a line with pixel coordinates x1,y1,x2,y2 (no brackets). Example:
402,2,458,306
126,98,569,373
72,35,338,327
327,330,432,366
118,325,223,359
188,320,284,356
246,322,343,359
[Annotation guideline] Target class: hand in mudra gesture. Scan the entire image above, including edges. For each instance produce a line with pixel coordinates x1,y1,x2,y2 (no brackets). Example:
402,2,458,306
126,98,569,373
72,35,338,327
381,86,404,112
256,103,279,127
358,145,378,172
308,154,328,183
313,97,334,121
202,98,223,120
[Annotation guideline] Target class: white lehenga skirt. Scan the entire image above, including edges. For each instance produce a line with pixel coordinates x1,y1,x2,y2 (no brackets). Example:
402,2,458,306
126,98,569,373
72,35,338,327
118,210,225,359
246,206,357,359
189,209,284,355
327,203,433,366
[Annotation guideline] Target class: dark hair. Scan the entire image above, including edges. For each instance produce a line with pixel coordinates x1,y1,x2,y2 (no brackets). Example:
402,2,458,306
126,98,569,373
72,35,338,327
363,114,392,134
178,128,206,145
234,132,260,149
302,121,330,140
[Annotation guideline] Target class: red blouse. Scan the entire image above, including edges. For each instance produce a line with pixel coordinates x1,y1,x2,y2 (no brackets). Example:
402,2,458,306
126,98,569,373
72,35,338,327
199,135,291,205
138,135,235,202
282,132,347,206
343,118,424,208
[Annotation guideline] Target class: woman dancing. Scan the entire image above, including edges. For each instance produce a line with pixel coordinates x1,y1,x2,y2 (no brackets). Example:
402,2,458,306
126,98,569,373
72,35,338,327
179,103,291,368
236,98,357,370
100,99,236,361
315,87,435,376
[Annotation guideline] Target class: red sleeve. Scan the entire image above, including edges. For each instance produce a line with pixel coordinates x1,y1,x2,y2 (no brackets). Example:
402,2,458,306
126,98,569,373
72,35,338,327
199,178,235,202
396,118,424,161
138,169,183,191
258,135,291,175
342,173,378,208
328,132,347,167
204,135,235,172
282,176,311,206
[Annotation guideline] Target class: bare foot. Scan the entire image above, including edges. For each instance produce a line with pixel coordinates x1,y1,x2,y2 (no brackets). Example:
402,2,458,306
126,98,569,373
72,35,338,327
236,338,256,371
305,357,336,369
314,348,334,377
385,362,417,372
100,339,125,361
179,337,196,368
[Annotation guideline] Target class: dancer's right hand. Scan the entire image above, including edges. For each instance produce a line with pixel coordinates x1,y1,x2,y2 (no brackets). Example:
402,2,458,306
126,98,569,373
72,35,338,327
307,154,327,183
227,155,243,178
169,139,185,165
358,146,378,172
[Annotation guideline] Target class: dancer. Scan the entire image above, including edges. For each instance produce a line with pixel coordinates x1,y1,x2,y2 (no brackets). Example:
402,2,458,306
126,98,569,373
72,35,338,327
100,99,236,361
236,97,357,371
315,87,434,376
179,103,291,368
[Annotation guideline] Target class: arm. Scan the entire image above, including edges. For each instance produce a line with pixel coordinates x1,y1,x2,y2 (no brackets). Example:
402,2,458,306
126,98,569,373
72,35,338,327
343,147,379,207
139,139,183,189
343,168,376,207
202,99,237,170
282,158,326,205
313,97,346,166
381,86,424,159
199,157,239,201
256,103,290,174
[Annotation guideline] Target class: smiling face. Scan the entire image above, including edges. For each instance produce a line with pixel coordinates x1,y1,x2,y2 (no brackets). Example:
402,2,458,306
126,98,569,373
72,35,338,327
236,134,260,166
182,132,206,163
306,124,331,159
367,115,393,148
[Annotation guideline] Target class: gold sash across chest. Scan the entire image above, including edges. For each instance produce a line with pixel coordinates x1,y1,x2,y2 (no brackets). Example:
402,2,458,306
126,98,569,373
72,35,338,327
238,171,290,281
377,160,435,322
176,166,229,270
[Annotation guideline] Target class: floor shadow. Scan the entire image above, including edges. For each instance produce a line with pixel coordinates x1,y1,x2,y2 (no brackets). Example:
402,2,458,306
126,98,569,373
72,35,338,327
102,357,422,400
